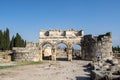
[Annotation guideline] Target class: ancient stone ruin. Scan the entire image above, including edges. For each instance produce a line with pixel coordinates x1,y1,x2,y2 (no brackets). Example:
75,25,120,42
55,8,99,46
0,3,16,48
81,32,112,61
39,30,84,61
12,42,39,62
12,30,113,62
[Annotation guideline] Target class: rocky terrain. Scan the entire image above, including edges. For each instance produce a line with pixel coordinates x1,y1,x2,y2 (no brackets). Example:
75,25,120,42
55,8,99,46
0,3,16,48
0,60,90,80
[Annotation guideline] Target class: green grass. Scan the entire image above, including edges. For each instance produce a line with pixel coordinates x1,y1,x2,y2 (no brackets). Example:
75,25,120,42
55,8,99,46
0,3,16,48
0,66,14,69
0,61,42,69
16,61,42,66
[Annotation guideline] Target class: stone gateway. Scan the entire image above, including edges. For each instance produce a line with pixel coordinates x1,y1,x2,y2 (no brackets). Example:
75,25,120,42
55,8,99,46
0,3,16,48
12,30,113,62
39,30,84,61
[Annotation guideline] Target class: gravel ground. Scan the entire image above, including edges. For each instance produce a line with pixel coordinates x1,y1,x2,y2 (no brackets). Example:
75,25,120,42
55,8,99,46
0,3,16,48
0,60,90,80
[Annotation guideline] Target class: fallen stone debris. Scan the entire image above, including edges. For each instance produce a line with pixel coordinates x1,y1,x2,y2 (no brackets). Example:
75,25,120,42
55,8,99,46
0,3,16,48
86,58,120,80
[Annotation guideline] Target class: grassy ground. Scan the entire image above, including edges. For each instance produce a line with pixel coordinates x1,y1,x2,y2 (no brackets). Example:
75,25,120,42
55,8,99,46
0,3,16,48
0,51,43,69
0,65,14,69
0,61,42,69
16,61,42,66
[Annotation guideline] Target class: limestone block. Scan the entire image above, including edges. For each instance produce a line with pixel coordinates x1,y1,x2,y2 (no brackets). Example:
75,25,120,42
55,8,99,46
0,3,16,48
112,59,118,65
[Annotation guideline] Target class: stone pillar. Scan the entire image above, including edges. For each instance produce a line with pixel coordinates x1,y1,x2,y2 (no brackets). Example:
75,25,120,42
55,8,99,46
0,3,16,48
39,46,43,61
81,49,85,59
52,45,56,61
67,45,72,61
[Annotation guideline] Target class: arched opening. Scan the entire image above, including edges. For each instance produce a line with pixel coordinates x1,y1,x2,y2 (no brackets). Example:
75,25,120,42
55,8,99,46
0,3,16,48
56,43,68,61
72,44,81,60
42,43,52,60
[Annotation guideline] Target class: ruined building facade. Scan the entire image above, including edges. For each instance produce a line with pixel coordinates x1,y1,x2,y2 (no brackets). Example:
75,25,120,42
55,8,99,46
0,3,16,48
12,30,113,62
81,32,112,60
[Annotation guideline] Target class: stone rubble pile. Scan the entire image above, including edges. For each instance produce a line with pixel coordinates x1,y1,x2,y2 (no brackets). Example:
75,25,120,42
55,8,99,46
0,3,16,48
87,58,120,80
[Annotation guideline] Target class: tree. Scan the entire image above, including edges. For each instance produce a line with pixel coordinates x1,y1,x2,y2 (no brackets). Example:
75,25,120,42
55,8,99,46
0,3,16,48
5,28,10,50
10,36,15,50
14,33,26,47
24,40,26,47
0,30,3,50
1,28,10,50
112,46,120,53
0,28,26,50
117,45,120,53
3,31,6,50
14,33,21,47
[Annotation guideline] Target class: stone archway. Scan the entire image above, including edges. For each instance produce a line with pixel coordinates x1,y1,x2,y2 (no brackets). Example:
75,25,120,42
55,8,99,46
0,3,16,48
56,42,68,61
39,30,84,61
39,41,53,61
72,44,81,60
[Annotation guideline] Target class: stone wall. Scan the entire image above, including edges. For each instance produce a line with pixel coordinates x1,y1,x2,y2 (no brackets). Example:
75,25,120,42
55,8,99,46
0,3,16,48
81,35,97,60
81,32,113,60
12,42,39,62
97,32,112,60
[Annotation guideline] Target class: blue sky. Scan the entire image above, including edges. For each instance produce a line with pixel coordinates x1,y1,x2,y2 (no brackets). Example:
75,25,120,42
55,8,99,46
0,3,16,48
0,0,120,46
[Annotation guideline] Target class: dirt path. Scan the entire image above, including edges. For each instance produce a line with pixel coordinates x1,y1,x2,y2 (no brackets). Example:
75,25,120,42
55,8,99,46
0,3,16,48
0,60,90,80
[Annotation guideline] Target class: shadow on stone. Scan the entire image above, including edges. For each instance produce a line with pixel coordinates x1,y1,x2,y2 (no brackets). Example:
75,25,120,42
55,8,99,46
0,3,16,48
56,58,68,61
72,57,81,60
76,76,90,80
